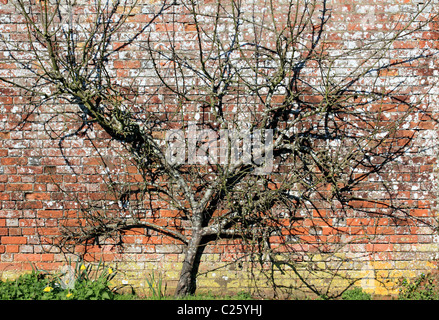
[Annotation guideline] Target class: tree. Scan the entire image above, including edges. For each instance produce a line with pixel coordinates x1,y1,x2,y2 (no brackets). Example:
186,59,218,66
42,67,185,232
1,0,437,297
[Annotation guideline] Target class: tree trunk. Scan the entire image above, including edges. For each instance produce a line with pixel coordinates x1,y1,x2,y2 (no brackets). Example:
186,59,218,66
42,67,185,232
174,232,203,296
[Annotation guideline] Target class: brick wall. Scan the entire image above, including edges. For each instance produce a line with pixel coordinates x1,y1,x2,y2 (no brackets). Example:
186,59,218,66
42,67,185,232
0,0,439,298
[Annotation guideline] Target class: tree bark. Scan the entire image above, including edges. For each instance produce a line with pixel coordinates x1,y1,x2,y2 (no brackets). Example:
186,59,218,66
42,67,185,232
174,231,204,296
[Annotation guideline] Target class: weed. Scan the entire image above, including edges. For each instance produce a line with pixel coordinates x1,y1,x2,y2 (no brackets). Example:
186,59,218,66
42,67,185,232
398,273,439,300
0,260,121,300
0,270,61,300
341,287,371,300
145,271,167,299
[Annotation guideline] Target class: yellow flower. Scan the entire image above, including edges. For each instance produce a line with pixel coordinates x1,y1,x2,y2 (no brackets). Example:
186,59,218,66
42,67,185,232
80,264,86,271
66,293,73,298
108,268,113,274
43,286,53,292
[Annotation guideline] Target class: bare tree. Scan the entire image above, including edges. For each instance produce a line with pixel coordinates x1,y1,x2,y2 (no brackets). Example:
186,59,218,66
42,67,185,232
1,0,438,297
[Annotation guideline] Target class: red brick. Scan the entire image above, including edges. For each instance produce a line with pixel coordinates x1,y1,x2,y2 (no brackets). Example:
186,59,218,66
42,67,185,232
83,157,101,166
41,254,54,261
1,157,27,166
14,254,41,262
24,192,50,200
1,236,27,244
32,262,64,271
37,210,63,218
5,245,19,253
21,228,37,236
6,184,33,191
113,60,141,69
19,201,43,209
411,209,429,217
37,228,61,236
8,228,22,236
366,243,393,252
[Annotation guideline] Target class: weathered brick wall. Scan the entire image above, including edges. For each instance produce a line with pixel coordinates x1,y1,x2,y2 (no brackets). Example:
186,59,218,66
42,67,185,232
0,0,439,298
